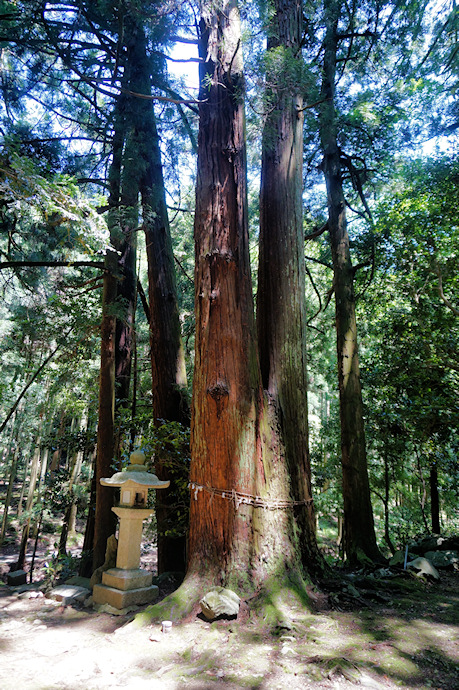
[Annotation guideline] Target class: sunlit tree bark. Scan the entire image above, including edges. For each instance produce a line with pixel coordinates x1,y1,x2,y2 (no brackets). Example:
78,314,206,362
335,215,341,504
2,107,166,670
257,0,321,572
187,0,316,591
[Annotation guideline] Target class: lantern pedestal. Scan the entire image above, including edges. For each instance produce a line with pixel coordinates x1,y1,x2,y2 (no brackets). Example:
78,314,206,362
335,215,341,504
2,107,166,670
93,569,158,609
93,507,159,609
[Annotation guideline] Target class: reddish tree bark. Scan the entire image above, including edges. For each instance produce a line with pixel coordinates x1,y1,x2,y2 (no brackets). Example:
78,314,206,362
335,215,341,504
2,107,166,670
187,0,313,590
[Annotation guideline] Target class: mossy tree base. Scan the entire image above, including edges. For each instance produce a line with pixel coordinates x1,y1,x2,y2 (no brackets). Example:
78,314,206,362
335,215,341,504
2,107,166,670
131,567,315,629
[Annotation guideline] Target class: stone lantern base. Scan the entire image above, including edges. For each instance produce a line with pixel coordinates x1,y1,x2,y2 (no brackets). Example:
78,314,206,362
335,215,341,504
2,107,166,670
93,568,159,609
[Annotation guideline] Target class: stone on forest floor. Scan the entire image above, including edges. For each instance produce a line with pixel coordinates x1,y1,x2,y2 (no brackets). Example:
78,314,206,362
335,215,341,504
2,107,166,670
17,589,44,599
407,557,440,580
200,587,240,620
389,550,416,567
66,575,91,589
411,535,446,553
93,602,139,616
47,584,91,605
423,550,459,568
7,570,27,586
15,583,39,594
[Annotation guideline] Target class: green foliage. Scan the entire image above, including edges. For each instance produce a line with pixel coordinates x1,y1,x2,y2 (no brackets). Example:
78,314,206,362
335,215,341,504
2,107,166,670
0,152,108,260
42,550,80,589
359,156,459,542
143,420,190,540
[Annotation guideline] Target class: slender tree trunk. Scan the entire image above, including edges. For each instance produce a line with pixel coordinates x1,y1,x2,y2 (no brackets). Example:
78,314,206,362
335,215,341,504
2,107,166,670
79,452,97,577
383,449,395,553
89,14,189,572
92,249,118,571
91,42,141,570
124,20,189,573
50,411,65,472
416,449,430,532
59,419,85,555
318,0,381,564
17,442,41,570
430,462,440,533
257,0,321,572
16,443,31,519
0,447,19,545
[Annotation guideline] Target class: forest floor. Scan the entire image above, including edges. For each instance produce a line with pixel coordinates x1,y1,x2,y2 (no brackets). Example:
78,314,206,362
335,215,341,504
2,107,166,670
1,534,458,690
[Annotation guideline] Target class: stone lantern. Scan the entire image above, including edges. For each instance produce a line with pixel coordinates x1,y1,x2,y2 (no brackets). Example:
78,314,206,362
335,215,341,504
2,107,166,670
92,450,169,609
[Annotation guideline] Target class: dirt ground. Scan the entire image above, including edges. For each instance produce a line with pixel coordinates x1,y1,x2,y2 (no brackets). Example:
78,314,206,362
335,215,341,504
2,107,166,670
0,546,458,690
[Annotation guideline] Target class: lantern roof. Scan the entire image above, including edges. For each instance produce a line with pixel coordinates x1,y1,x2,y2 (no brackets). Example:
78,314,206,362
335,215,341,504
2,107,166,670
100,450,170,489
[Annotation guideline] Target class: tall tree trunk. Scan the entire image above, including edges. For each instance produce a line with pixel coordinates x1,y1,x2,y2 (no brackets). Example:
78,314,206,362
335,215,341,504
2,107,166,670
257,0,321,572
319,0,381,565
17,441,41,570
16,451,29,519
430,461,440,533
79,451,97,577
90,13,189,573
187,0,309,592
91,44,139,570
383,449,395,553
50,410,65,472
125,20,189,573
59,416,85,555
92,249,118,570
87,70,130,571
0,446,19,545
189,0,260,584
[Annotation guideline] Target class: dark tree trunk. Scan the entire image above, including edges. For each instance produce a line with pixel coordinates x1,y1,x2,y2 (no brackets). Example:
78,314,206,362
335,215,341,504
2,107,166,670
92,250,118,570
430,462,440,533
122,21,189,573
383,450,395,553
89,14,190,573
257,0,322,572
318,0,382,565
141,116,189,574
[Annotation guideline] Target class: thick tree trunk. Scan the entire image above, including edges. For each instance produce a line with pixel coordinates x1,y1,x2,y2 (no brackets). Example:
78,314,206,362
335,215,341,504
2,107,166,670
319,0,381,565
257,0,321,572
189,1,260,584
187,0,307,590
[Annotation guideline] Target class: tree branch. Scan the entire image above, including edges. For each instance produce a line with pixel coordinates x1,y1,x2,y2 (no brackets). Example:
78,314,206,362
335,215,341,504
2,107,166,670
0,260,105,271
305,221,329,241
435,264,459,316
136,278,150,324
